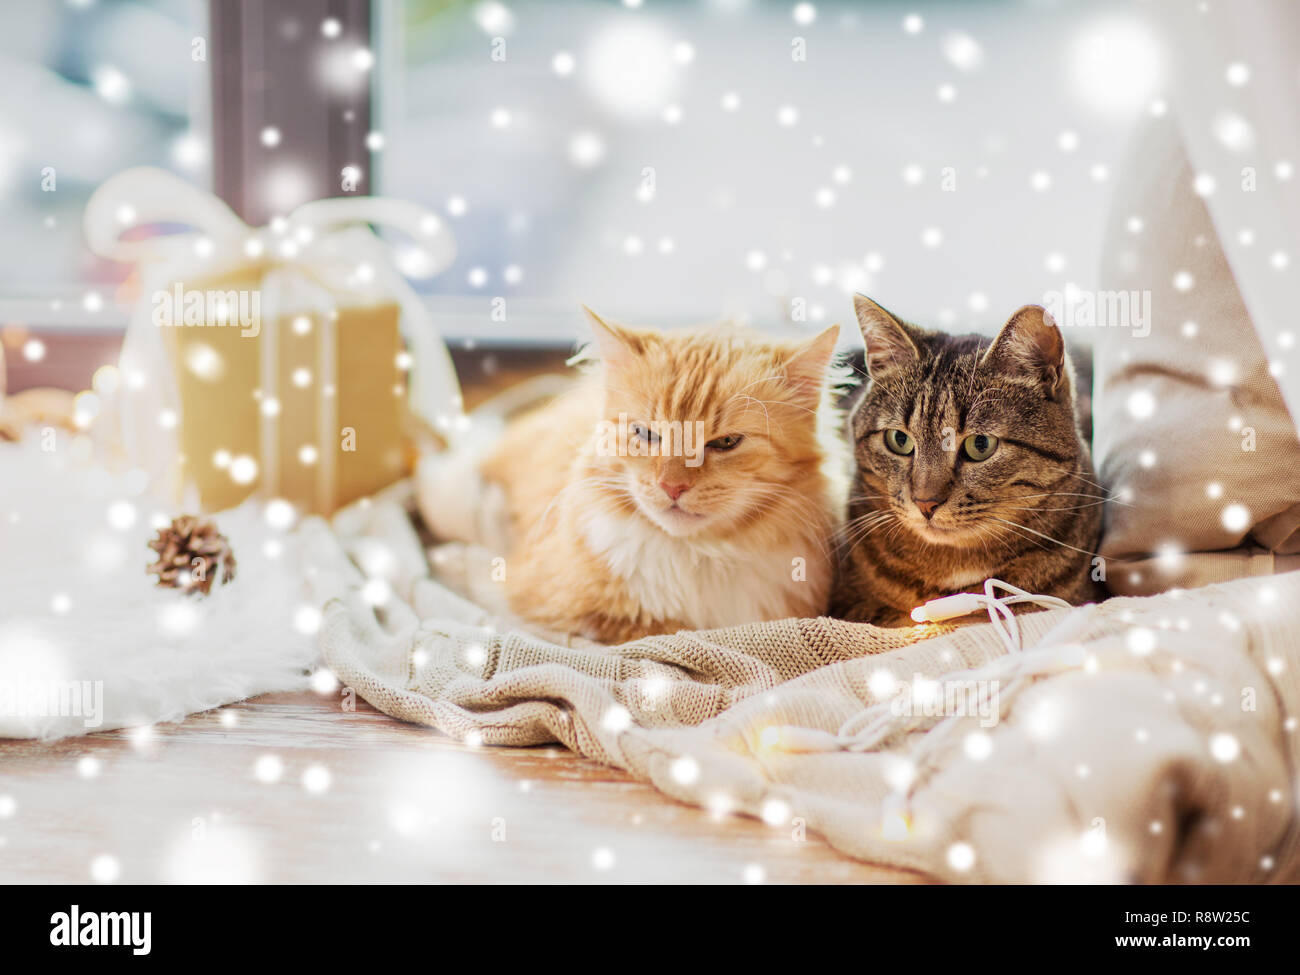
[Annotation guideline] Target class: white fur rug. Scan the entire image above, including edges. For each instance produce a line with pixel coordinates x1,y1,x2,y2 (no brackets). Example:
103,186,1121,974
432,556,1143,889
0,439,319,739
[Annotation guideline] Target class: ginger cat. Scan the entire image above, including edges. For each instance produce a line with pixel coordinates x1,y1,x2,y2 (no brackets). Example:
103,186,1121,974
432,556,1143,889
424,309,847,644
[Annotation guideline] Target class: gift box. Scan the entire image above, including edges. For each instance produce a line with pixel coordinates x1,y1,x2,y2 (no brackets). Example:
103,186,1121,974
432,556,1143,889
84,168,462,515
161,269,410,512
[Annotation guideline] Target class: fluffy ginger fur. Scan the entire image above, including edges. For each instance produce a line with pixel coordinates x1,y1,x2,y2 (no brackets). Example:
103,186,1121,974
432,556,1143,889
428,310,847,644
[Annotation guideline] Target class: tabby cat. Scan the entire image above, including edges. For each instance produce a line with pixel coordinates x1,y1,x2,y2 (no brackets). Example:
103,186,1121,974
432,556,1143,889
422,308,847,644
832,295,1103,626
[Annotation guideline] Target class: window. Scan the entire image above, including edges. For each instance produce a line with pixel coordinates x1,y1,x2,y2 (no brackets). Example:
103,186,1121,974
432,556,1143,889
377,0,1149,342
1,0,1167,348
0,0,209,317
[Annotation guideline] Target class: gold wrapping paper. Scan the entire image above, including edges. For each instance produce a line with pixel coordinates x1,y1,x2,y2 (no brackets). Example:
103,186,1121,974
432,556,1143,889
162,269,409,514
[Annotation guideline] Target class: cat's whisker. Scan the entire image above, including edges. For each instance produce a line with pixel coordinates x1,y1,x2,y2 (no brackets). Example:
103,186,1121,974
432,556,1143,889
727,373,792,398
837,512,893,538
984,521,1060,558
840,502,895,527
732,394,773,425
1000,499,1114,512
1044,465,1113,494
837,506,893,532
742,396,819,419
961,489,1128,514
964,522,992,561
837,521,876,551
838,523,889,555
1010,490,1120,502
837,529,882,555
882,517,911,551
990,517,1103,558
838,510,894,538
972,521,1019,557
964,352,983,398
837,510,897,554
964,387,1011,415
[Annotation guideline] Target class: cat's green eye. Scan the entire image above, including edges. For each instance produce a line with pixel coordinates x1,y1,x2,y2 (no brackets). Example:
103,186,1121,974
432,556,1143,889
632,422,660,444
707,434,744,451
884,429,915,456
962,433,999,461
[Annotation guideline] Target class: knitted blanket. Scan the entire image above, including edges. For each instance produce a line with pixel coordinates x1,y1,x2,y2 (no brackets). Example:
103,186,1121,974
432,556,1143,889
308,497,1300,883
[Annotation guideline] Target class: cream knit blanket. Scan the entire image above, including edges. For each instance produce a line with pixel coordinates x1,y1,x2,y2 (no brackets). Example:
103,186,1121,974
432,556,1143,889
306,497,1299,883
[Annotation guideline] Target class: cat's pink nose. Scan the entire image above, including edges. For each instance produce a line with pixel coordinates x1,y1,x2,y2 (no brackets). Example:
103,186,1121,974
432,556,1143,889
660,481,690,501
915,498,943,519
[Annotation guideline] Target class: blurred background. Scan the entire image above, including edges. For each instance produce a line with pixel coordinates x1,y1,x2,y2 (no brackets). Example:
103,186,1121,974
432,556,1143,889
0,0,1216,355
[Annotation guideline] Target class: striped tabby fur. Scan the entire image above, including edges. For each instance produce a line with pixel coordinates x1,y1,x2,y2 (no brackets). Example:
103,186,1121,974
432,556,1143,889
832,295,1104,626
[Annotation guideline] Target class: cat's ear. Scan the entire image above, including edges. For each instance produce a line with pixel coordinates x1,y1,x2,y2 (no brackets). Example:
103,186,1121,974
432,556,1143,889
853,294,918,378
781,324,839,408
583,305,642,369
981,304,1068,399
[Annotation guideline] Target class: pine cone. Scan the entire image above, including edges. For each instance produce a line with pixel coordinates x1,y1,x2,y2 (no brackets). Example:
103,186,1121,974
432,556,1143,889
147,515,237,595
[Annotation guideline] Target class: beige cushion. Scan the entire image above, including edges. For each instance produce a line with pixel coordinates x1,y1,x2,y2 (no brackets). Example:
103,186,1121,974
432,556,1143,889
1093,117,1300,595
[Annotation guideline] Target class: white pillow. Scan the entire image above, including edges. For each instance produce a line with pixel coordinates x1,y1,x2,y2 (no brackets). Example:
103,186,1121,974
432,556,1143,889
1092,117,1300,594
